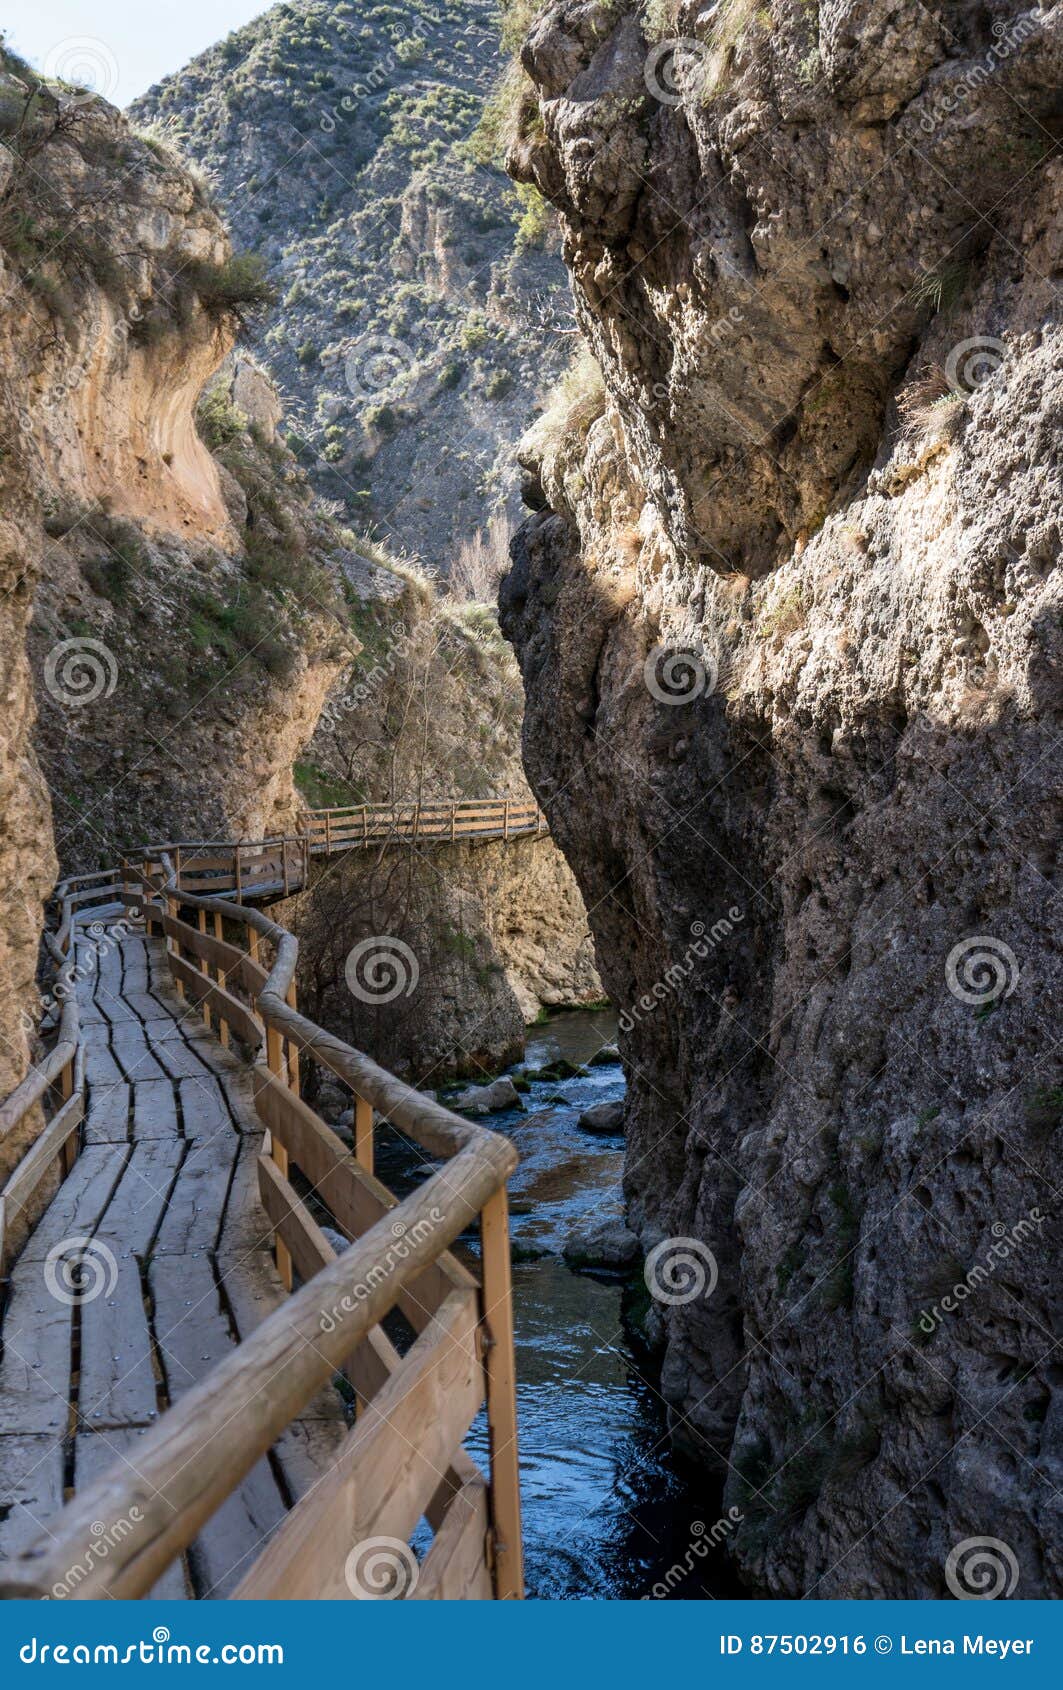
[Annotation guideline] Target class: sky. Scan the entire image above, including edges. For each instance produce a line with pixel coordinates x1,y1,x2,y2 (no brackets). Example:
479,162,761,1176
1,1,271,107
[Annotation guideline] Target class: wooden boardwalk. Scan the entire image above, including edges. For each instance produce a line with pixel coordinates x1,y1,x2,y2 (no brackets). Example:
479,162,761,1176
0,919,347,1597
0,804,528,1601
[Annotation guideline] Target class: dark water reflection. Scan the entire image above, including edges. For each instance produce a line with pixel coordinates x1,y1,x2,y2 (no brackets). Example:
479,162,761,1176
378,1009,743,1599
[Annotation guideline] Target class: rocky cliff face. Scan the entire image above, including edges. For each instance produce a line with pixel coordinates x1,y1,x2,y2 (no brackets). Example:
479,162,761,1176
0,55,351,874
132,0,571,572
501,1,1063,1596
287,556,601,1078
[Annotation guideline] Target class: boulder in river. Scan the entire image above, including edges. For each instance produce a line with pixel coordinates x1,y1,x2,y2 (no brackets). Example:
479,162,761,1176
527,1058,588,1082
451,1076,522,1114
564,1212,639,1273
589,1045,620,1066
577,1100,625,1136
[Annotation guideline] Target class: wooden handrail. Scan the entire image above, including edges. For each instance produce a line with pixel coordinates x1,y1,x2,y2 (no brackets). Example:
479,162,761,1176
0,828,526,1601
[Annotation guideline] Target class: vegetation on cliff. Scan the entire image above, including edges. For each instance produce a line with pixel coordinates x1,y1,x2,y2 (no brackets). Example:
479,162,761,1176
132,0,570,570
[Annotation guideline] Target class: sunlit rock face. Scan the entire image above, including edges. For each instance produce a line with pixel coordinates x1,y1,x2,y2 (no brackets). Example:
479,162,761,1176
501,1,1063,1597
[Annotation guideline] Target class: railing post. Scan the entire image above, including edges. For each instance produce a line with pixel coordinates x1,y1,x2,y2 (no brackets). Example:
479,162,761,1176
450,804,456,844
265,1019,293,1292
213,912,229,1049
235,845,243,904
60,1056,78,1175
480,1186,524,1599
197,909,212,1031
362,805,368,845
285,980,300,1096
325,810,331,855
354,1094,373,1175
142,861,153,935
282,841,290,899
504,799,510,842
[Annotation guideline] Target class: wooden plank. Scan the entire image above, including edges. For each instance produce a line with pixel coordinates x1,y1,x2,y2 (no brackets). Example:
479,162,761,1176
122,990,180,1024
74,1432,188,1599
0,1272,73,1435
148,1031,216,1081
83,1043,125,1087
131,1079,180,1141
0,1434,66,1564
94,1138,185,1255
18,1145,129,1262
83,1082,131,1145
232,1290,483,1600
177,1075,236,1143
412,1473,492,1600
149,1256,288,1599
214,1144,275,1259
270,1420,350,1507
77,1254,158,1430
152,1135,240,1257
218,1242,346,1426
109,1021,169,1085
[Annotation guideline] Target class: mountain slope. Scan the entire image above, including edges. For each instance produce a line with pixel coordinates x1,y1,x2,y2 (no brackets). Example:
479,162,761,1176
132,0,569,571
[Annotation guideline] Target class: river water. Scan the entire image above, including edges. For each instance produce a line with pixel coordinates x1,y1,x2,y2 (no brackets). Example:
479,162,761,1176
376,1008,742,1600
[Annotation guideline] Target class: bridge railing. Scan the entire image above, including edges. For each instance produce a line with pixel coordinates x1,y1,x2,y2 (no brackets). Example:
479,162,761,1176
297,797,548,853
0,850,524,1602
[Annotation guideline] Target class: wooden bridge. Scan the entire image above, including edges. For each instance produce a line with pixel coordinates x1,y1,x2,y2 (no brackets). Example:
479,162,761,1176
0,799,545,1600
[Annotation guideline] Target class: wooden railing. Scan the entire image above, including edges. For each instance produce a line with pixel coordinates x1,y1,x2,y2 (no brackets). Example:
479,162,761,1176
118,801,549,907
0,870,124,1274
0,844,525,1601
297,797,548,854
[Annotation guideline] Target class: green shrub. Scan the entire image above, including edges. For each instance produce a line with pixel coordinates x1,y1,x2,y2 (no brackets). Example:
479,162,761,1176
196,383,248,449
185,252,276,319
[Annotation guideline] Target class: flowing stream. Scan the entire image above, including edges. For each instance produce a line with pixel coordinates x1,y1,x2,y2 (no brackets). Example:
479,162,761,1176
376,1009,743,1600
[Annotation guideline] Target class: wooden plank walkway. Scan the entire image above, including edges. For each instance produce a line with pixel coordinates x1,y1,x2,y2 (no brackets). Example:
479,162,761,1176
0,925,347,1598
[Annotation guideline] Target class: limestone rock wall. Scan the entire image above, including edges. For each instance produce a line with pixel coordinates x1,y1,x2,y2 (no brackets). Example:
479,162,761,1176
501,0,1063,1597
277,833,601,1084
0,69,348,875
